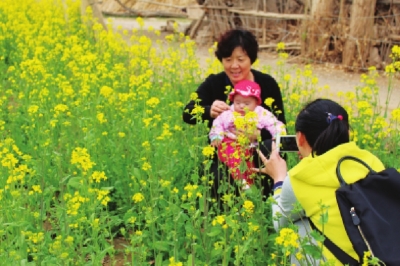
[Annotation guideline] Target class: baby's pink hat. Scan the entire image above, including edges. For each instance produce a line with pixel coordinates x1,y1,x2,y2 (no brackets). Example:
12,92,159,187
228,80,261,105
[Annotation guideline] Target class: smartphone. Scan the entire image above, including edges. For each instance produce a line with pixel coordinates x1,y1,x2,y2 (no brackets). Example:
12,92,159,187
275,134,298,152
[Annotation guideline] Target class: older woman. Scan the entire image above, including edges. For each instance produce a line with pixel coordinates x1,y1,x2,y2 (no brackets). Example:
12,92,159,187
182,29,286,200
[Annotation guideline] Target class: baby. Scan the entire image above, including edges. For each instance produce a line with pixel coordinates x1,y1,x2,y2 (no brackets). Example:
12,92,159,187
209,80,286,188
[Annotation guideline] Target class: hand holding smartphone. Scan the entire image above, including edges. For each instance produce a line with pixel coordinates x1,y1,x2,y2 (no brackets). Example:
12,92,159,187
275,133,298,153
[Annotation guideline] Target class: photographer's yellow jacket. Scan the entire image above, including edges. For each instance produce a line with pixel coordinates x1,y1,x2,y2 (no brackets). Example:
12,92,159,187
273,142,385,265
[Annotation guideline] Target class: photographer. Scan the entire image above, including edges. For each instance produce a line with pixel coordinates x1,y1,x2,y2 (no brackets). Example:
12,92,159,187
252,98,385,264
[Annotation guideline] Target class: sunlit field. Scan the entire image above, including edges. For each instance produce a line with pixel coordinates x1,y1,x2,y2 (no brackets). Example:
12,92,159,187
1,0,399,265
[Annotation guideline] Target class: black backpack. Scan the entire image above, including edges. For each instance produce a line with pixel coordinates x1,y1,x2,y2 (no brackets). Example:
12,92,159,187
311,156,400,265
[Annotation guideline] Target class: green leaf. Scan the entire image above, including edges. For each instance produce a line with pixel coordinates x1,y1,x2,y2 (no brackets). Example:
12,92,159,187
67,176,82,189
186,254,193,266
211,248,223,258
310,230,325,242
185,222,194,235
302,244,324,259
319,211,329,225
174,210,189,222
155,253,163,266
60,175,72,184
180,203,192,210
199,197,204,211
206,227,222,237
132,167,142,179
153,241,172,252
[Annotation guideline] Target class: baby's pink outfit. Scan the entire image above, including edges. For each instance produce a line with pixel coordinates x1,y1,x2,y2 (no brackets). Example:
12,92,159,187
209,105,286,186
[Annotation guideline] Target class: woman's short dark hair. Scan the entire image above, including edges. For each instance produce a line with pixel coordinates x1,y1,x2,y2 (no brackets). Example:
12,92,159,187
214,29,259,64
295,98,350,156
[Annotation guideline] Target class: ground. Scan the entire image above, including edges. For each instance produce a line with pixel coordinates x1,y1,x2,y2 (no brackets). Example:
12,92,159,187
107,16,400,113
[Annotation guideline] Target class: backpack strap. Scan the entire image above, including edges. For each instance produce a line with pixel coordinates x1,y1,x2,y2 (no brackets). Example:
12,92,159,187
336,156,376,186
308,218,359,266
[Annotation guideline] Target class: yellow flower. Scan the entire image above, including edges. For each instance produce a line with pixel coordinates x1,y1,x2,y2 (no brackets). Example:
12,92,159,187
136,17,144,28
70,147,95,171
276,42,285,52
202,146,215,158
175,101,184,107
54,104,69,114
311,77,318,84
132,193,144,203
142,162,151,171
91,171,107,183
345,91,356,100
283,74,291,82
275,228,299,249
50,119,58,127
97,112,107,124
362,251,371,266
391,108,400,122
248,222,260,232
224,85,232,95
279,52,289,59
65,236,74,245
263,97,275,108
169,256,183,266
92,218,100,228
392,45,400,58
191,105,205,115
357,101,370,109
142,141,150,149
29,185,42,195
214,215,225,225
295,252,303,260
28,105,39,115
100,86,113,98
146,97,160,108
190,92,198,101
143,118,153,127
2,153,18,169
128,217,137,224
289,93,300,103
243,200,255,214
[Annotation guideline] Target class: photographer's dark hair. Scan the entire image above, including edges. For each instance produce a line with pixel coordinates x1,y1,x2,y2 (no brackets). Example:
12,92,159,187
214,29,259,64
295,98,350,156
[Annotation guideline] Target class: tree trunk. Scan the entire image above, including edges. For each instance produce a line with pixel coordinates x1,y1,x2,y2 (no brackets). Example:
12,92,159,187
303,0,335,61
342,0,377,70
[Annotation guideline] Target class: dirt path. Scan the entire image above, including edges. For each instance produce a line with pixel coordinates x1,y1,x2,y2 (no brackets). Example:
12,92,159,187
108,16,400,113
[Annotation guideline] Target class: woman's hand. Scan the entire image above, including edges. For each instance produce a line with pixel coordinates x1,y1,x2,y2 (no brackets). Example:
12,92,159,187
211,139,221,147
210,100,230,118
251,141,287,182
